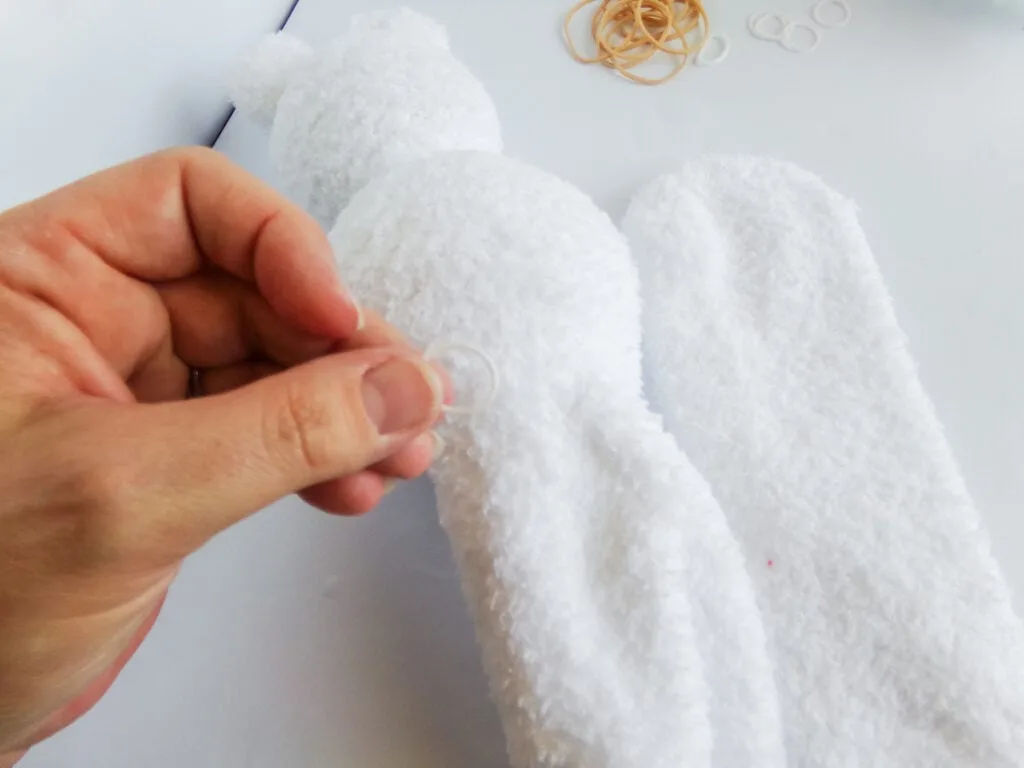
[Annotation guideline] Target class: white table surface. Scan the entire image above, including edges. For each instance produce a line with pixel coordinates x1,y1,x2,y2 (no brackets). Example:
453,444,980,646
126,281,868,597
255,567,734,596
0,0,295,209
20,0,1024,766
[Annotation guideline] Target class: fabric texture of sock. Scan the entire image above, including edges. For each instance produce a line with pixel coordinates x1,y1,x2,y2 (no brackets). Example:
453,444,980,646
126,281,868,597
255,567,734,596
230,8,502,230
623,155,1024,767
334,150,785,767
234,9,787,766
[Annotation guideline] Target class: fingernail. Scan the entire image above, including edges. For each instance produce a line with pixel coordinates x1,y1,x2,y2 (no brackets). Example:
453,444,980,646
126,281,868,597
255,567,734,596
336,283,365,331
430,431,446,457
362,357,444,435
382,478,399,495
428,361,455,406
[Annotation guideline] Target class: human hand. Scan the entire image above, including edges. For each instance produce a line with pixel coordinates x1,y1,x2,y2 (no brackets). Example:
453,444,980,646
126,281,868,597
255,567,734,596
0,148,444,761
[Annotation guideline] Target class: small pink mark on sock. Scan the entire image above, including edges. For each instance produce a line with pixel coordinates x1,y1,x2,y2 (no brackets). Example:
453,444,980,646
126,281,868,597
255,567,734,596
767,559,774,568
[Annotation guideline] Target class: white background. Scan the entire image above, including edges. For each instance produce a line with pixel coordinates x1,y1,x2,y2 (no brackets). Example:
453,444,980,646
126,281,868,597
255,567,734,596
8,0,1024,766
0,0,295,208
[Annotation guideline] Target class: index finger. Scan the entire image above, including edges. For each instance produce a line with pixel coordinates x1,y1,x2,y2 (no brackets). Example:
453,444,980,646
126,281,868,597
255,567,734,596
10,146,360,339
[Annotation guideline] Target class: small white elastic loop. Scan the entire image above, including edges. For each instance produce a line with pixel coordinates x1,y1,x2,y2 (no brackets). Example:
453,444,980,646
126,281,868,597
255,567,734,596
747,13,787,42
695,34,730,67
423,341,500,416
811,0,851,27
780,21,820,53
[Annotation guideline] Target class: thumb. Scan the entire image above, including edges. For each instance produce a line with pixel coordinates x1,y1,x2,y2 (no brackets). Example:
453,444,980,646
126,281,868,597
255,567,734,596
86,348,443,551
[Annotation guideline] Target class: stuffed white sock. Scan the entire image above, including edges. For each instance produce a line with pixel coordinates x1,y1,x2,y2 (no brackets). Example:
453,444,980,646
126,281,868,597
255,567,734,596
234,12,786,767
231,9,503,230
623,156,1024,767
336,150,771,768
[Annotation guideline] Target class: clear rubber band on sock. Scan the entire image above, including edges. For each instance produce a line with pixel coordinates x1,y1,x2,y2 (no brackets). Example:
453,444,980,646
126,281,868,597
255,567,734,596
747,13,786,42
780,21,820,53
423,340,500,416
811,0,851,27
695,34,730,66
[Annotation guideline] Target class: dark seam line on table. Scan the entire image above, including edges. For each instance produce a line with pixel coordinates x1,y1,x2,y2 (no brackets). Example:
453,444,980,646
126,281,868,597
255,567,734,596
206,0,302,148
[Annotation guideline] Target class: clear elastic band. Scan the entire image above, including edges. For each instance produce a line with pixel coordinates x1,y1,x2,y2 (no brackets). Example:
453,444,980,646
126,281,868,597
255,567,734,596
696,34,730,66
811,0,851,28
780,21,820,53
424,340,500,416
747,13,786,42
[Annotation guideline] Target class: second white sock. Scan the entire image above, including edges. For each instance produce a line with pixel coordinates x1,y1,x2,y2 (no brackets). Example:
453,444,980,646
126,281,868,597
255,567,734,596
624,156,1024,766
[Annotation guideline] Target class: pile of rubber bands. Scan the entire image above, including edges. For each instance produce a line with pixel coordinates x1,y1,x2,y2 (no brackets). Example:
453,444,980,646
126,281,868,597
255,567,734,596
564,0,712,85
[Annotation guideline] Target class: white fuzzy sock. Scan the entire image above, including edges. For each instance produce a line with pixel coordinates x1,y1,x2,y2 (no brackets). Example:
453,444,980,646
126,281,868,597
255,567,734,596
230,8,502,230
335,150,783,767
234,10,787,766
624,156,1024,767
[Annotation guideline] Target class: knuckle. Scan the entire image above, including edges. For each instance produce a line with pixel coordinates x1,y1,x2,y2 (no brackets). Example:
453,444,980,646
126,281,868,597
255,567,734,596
151,146,226,186
69,460,133,522
267,382,348,474
67,455,128,511
50,453,137,567
166,144,219,167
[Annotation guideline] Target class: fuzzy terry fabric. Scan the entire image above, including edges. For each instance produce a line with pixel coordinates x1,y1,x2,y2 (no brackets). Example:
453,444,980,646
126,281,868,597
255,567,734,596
333,151,784,768
234,10,785,768
231,9,502,229
623,156,1024,767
